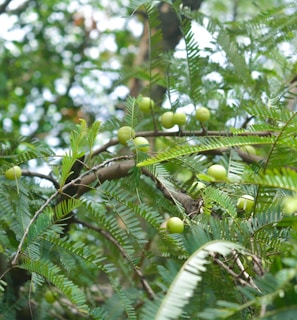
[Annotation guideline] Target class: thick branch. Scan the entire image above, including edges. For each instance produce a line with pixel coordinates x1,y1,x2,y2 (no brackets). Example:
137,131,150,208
76,159,135,197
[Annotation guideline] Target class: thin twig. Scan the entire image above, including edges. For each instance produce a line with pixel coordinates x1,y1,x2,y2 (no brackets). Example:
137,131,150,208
232,251,260,291
73,217,156,300
211,252,260,291
22,170,60,189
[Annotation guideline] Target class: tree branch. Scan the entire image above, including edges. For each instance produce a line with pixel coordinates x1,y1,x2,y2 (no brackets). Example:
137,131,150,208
22,170,60,189
92,129,275,156
0,0,12,14
73,217,156,300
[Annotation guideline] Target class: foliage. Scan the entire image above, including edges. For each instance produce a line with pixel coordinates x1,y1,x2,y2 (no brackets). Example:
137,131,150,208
1,0,297,319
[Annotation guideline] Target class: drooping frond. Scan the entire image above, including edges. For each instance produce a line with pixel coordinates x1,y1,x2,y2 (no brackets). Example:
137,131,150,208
26,198,82,247
244,168,297,192
154,240,246,320
198,252,297,319
19,260,89,314
143,2,165,80
216,28,249,82
203,186,237,219
46,237,114,275
137,135,275,167
245,104,297,124
179,17,202,104
0,136,54,170
123,95,140,129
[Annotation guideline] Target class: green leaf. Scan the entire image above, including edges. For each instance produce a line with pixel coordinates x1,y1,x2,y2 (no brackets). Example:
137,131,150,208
137,136,275,167
155,240,245,320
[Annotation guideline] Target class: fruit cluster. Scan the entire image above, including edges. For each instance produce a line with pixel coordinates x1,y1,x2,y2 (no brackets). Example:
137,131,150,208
117,126,150,152
160,106,211,129
117,97,212,151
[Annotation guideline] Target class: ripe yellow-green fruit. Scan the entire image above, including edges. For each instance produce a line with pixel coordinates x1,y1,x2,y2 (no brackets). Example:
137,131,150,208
160,112,175,129
4,166,22,180
45,290,56,304
138,96,155,112
282,196,297,215
117,126,135,145
166,217,184,234
193,181,206,191
133,136,150,152
195,107,210,122
173,112,186,126
175,169,193,183
207,164,227,181
240,145,256,155
237,195,255,212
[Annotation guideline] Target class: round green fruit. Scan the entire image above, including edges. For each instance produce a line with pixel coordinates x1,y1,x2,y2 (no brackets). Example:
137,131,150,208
207,164,227,181
133,136,150,152
240,145,256,155
117,126,135,145
237,195,255,212
173,112,186,126
175,168,193,183
138,96,155,112
195,107,210,122
45,290,56,304
194,181,206,190
4,166,22,180
166,217,184,234
160,112,175,129
282,196,297,215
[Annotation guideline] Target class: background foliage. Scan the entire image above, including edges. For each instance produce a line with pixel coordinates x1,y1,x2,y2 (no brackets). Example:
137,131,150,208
1,0,297,319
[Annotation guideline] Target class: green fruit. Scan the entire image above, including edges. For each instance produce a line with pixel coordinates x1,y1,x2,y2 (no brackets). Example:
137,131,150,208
166,217,184,234
173,112,187,126
175,169,193,183
155,138,169,151
133,136,150,152
207,164,227,181
4,166,22,180
194,181,206,190
237,195,255,212
195,107,210,122
117,126,135,145
189,181,206,198
240,145,256,155
283,196,297,215
45,290,56,304
160,112,175,129
138,96,155,112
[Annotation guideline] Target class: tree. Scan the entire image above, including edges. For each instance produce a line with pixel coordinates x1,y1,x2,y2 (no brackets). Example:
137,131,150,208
1,0,297,319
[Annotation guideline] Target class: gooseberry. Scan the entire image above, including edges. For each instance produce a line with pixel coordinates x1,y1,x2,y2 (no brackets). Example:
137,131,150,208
166,217,184,234
207,164,227,181
45,290,56,304
173,112,186,126
138,96,155,112
240,145,256,155
117,126,135,145
282,196,297,215
160,112,175,129
133,136,150,152
4,166,22,180
195,107,210,122
237,195,255,212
